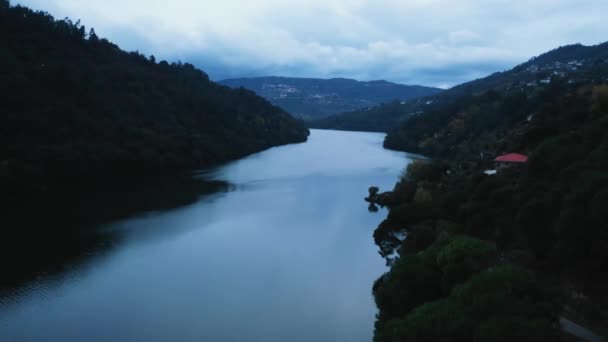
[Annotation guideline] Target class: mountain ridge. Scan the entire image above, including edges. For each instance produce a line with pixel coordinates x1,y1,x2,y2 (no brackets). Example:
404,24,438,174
384,41,608,153
219,76,442,119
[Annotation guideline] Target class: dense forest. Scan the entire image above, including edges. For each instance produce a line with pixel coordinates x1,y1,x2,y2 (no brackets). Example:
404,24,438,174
0,0,309,207
220,77,441,120
371,45,608,340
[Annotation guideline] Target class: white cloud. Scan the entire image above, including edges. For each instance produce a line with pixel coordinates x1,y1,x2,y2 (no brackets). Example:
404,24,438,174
13,0,608,87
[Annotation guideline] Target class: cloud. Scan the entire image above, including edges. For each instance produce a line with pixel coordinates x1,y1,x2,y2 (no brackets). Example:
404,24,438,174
449,30,482,45
13,0,608,87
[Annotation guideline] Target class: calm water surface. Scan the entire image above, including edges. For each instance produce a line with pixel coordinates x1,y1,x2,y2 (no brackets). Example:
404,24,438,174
0,129,413,341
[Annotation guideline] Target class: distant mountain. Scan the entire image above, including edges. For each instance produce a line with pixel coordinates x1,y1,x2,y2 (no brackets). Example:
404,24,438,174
219,77,442,119
312,42,608,133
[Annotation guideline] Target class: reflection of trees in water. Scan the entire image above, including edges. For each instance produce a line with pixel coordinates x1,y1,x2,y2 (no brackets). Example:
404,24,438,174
0,178,230,299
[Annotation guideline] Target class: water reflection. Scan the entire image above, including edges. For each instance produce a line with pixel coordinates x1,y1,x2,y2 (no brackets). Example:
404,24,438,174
0,178,231,297
0,130,413,342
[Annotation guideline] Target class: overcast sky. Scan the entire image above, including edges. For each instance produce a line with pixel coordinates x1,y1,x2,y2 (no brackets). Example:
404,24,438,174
13,0,608,88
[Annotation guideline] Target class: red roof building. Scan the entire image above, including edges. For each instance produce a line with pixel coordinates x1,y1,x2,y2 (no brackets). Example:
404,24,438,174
495,153,528,163
494,153,528,173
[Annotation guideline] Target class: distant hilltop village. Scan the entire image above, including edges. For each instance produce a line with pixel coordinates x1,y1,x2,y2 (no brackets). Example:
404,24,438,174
261,83,369,106
516,58,608,89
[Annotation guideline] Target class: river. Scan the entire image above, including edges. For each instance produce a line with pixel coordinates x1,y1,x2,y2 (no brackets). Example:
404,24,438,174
0,129,414,342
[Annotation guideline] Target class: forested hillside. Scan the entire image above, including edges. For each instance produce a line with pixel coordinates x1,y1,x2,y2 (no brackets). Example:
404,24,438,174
308,100,412,132
0,1,309,204
220,77,441,119
316,42,608,134
371,45,608,340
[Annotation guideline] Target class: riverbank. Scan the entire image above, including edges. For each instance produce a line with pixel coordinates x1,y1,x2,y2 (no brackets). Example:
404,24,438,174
368,75,608,341
370,157,608,340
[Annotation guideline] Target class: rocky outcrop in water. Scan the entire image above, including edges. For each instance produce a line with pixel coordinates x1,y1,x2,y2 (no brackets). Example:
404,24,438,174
365,186,398,207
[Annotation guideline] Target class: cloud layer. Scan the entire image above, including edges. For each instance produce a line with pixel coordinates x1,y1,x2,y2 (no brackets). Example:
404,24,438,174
14,0,608,87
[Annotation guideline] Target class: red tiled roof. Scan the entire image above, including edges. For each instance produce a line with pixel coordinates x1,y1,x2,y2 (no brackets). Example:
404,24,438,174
495,153,528,163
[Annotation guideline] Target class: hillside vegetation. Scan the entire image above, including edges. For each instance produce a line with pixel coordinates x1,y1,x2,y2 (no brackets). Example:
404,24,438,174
315,42,608,134
308,100,414,132
372,43,608,341
0,0,309,205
